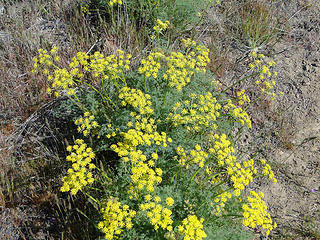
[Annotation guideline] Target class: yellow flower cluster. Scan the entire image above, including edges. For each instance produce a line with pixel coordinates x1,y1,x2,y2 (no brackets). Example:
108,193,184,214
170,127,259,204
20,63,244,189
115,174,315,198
237,89,251,106
250,51,279,100
60,139,95,195
210,133,235,166
81,4,89,14
223,99,252,128
118,87,153,115
31,47,77,97
205,166,221,184
181,38,197,49
110,115,170,198
48,68,77,97
33,48,132,97
139,195,174,231
31,47,60,72
213,191,232,215
68,51,89,79
111,118,169,158
153,19,170,33
164,40,210,91
106,123,117,139
193,44,211,70
242,191,277,235
164,51,193,91
137,38,209,91
260,159,277,183
167,92,221,132
209,134,257,196
138,51,165,78
165,197,175,207
32,49,51,70
47,51,88,96
89,50,131,79
212,78,222,91
74,112,99,136
109,0,123,7
229,159,257,196
128,158,163,196
98,197,136,240
178,215,207,240
175,144,208,169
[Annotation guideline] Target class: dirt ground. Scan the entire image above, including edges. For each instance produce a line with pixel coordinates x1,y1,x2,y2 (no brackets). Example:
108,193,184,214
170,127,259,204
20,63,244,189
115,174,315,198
257,1,320,238
219,1,320,239
0,0,319,239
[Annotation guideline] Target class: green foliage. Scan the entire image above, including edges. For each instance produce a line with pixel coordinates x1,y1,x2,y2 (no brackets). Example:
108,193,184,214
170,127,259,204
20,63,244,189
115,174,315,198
82,0,216,50
205,223,254,240
31,14,281,239
155,0,208,32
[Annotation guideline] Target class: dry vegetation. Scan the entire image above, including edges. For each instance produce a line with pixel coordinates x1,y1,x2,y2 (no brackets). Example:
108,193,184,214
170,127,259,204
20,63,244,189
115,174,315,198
1,0,319,239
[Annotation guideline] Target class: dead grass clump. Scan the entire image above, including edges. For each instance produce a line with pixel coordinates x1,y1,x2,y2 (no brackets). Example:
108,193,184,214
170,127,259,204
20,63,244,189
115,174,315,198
231,0,283,51
0,0,106,131
0,95,101,239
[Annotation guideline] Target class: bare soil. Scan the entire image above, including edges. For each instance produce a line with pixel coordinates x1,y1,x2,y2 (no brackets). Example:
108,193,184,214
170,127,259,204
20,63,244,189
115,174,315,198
207,0,320,239
258,1,320,238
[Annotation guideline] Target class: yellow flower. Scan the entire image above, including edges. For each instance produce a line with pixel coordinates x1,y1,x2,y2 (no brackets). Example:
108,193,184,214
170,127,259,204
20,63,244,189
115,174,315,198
152,152,158,160
242,191,275,236
61,139,96,195
74,112,99,137
178,215,207,240
109,0,122,6
98,197,135,239
165,197,174,206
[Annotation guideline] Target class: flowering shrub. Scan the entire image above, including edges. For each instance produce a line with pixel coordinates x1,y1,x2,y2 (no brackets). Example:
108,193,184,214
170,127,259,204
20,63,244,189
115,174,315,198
60,139,96,195
31,19,281,239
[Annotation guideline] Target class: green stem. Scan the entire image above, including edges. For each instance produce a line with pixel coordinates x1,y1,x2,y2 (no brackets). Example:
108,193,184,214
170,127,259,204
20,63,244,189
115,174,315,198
113,78,120,90
162,83,169,106
244,93,264,112
81,190,99,204
220,71,260,95
120,70,127,87
68,93,84,111
212,186,234,200
72,93,80,103
189,158,216,185
86,186,104,192
208,171,226,181
101,74,110,101
233,125,244,144
189,167,203,184
219,214,243,218
190,0,213,39
155,32,159,52
154,147,159,168
144,74,147,93
175,167,181,182
210,214,243,222
197,180,229,210
75,79,116,107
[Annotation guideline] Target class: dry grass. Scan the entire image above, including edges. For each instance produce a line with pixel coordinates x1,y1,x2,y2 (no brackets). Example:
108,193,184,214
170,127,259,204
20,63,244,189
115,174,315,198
0,1,160,237
0,0,108,130
0,1,103,238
